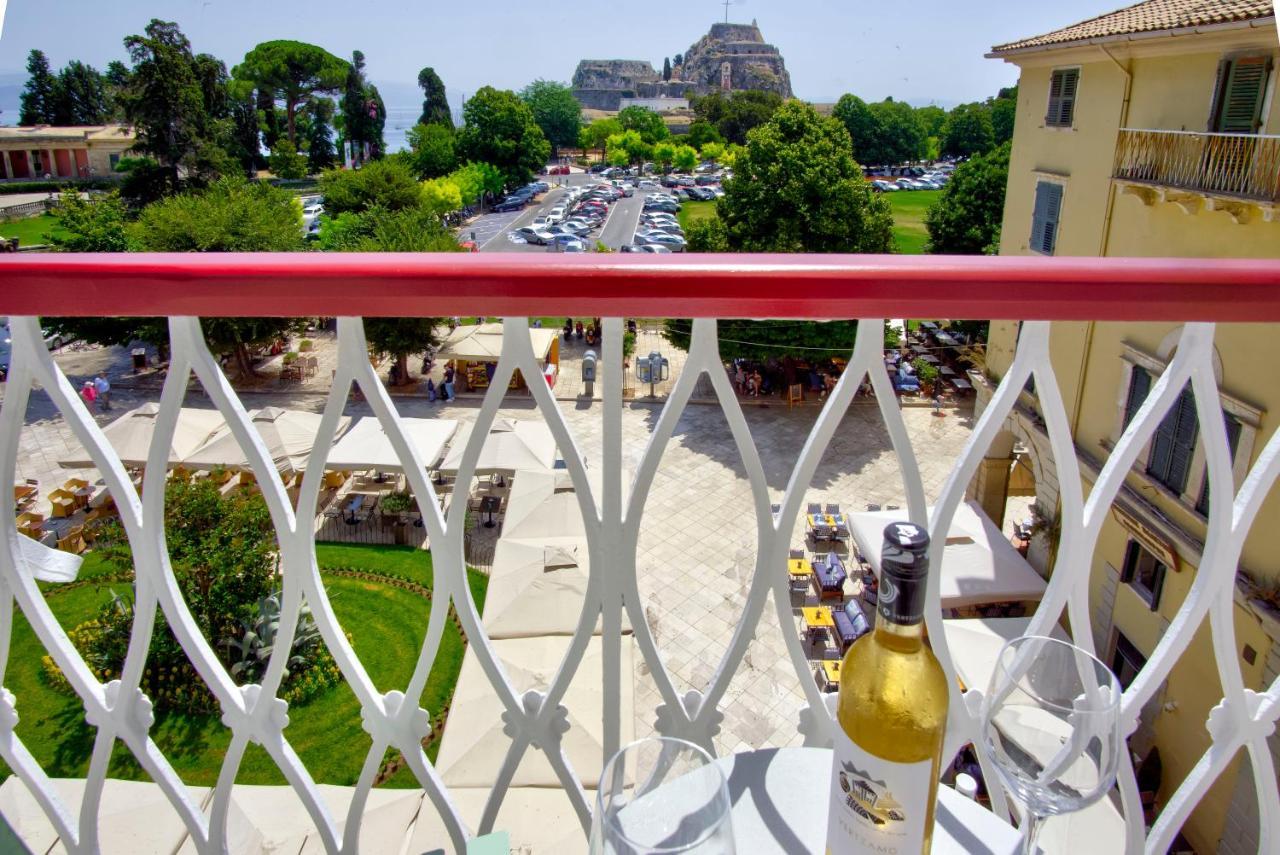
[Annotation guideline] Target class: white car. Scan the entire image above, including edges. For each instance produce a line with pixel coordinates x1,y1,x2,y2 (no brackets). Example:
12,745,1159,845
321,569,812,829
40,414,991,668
546,208,567,225
531,216,551,230
301,203,324,235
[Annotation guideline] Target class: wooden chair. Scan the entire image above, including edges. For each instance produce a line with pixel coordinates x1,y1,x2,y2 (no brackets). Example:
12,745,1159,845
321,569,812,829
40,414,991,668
57,531,86,554
62,478,89,492
48,489,76,519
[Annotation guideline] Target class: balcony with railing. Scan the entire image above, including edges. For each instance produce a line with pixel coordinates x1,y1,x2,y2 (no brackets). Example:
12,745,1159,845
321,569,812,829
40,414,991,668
1113,128,1280,220
0,254,1279,854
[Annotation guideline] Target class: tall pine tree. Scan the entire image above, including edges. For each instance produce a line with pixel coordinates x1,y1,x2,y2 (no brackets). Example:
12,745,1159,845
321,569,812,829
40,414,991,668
341,50,385,164
416,66,452,127
19,49,58,124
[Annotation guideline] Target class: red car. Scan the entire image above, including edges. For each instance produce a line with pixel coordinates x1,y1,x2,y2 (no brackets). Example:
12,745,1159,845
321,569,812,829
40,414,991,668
548,165,570,175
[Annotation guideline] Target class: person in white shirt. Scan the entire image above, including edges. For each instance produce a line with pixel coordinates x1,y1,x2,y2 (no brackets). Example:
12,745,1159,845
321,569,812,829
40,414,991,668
93,372,111,411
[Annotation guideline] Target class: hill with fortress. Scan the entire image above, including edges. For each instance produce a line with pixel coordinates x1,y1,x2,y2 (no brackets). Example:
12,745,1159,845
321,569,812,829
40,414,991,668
572,21,793,111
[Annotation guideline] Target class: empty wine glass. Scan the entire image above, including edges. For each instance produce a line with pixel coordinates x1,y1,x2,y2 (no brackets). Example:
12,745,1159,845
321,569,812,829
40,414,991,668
589,736,736,855
980,636,1122,854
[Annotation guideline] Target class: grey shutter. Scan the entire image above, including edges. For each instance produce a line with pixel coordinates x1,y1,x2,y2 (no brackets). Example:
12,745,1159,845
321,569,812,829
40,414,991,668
1030,182,1063,254
1046,69,1079,127
1213,57,1271,133
1123,367,1151,429
1166,390,1198,493
1149,560,1166,611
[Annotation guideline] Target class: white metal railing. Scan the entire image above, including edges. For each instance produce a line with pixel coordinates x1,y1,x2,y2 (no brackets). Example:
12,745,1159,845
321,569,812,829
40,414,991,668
1114,128,1280,203
0,254,1278,854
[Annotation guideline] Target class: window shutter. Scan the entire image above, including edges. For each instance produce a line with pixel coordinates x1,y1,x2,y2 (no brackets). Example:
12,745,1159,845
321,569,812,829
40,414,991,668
1195,412,1242,515
1046,71,1064,125
1123,367,1151,429
1031,182,1063,255
1214,56,1271,133
1166,389,1198,493
1149,561,1166,611
1046,69,1079,127
1207,58,1229,131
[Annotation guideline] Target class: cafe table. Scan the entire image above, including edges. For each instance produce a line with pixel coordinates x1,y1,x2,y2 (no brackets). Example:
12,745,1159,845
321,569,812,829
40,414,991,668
801,606,835,631
615,747,1022,854
817,660,841,691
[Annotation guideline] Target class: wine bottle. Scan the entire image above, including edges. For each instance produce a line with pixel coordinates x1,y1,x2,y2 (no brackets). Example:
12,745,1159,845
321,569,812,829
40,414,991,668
826,522,949,854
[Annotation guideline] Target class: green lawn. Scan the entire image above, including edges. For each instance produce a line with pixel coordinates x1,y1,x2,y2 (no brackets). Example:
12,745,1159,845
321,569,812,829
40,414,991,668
0,213,67,247
677,200,717,232
0,544,485,787
885,190,940,255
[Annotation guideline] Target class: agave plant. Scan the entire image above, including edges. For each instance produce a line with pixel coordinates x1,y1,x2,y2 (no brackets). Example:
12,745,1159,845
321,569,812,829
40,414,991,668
222,590,322,683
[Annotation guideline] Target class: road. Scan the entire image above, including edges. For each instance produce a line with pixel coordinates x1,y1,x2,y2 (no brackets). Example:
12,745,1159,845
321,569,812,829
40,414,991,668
464,174,646,254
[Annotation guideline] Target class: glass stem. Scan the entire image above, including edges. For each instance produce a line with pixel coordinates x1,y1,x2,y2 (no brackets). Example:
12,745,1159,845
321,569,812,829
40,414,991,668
1021,810,1042,855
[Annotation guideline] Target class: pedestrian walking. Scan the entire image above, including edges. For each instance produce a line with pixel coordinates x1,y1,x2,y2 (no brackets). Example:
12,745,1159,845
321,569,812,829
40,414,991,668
94,372,112,411
79,381,97,413
426,378,437,402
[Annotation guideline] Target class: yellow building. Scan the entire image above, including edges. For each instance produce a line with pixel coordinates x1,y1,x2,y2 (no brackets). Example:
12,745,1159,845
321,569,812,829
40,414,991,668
977,2,1279,852
0,124,136,181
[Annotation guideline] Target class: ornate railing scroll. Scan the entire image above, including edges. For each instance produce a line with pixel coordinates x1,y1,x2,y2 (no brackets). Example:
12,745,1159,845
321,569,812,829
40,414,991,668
0,254,1278,854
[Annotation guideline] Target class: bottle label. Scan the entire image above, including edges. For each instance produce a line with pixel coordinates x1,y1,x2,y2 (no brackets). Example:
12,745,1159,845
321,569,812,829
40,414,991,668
877,568,925,626
827,727,932,854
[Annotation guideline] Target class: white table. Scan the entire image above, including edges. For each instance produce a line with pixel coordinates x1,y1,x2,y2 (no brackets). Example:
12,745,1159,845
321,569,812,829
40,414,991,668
712,747,1021,854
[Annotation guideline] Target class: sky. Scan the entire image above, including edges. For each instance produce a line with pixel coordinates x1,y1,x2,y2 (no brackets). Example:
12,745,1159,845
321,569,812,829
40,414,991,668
0,0,1129,109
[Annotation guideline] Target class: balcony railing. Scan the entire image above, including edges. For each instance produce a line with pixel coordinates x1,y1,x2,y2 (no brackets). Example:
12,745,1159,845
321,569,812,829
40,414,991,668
1,254,1279,854
1113,128,1280,204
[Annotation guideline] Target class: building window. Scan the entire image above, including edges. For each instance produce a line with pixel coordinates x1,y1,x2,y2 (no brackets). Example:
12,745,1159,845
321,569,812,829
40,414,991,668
31,151,45,174
1123,366,1151,430
109,153,121,170
1046,68,1079,127
1121,540,1167,611
1029,181,1063,255
1111,631,1147,691
1209,56,1272,134
1147,384,1198,494
1194,411,1242,515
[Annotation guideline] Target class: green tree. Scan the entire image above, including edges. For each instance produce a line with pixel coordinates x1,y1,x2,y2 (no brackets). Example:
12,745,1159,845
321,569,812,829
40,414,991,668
457,86,550,187
318,157,422,215
719,101,893,253
605,129,651,166
832,94,877,165
227,85,263,174
684,217,729,252
700,141,725,164
686,120,723,149
672,144,698,173
233,40,348,146
421,176,462,216
663,57,672,82
133,177,305,377
915,105,947,140
407,121,457,178
520,79,582,154
268,140,307,178
448,161,503,208
941,102,995,158
52,61,112,126
691,90,783,145
19,49,57,124
340,50,386,163
617,105,669,144
925,141,1010,255
990,86,1017,146
416,66,453,128
581,117,622,159
118,19,224,190
50,190,138,252
867,98,926,164
652,140,676,172
304,97,337,172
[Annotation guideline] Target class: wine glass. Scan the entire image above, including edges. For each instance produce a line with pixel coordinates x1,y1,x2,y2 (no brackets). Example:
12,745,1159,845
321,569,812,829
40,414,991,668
589,736,736,855
980,636,1122,855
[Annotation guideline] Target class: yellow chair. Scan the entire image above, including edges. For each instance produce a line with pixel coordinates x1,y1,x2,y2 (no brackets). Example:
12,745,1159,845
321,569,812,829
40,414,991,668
48,489,76,519
63,478,89,492
57,532,86,554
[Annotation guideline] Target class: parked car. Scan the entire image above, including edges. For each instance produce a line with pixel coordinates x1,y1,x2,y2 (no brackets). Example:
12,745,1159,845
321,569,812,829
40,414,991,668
515,227,554,245
529,181,549,192
871,180,898,192
695,174,719,185
546,207,567,225
493,198,525,212
689,187,717,201
546,234,587,252
531,216,551,230
635,232,686,251
620,243,672,253
548,165,570,175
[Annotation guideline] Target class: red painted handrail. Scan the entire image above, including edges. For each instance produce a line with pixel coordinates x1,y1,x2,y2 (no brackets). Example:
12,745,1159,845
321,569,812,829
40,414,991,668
1,253,1277,321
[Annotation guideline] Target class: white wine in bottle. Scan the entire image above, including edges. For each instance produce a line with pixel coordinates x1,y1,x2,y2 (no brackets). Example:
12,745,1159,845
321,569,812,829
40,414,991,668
826,522,949,854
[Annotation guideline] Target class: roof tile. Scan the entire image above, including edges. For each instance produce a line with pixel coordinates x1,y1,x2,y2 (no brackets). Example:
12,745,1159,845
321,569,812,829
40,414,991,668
991,0,1274,53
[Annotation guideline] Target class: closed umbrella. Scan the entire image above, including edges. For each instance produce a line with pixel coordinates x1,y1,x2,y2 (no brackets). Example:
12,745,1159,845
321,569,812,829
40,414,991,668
57,403,226,469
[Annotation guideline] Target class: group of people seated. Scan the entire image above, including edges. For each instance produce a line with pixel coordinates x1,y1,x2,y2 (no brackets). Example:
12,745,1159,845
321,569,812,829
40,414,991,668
562,317,604,346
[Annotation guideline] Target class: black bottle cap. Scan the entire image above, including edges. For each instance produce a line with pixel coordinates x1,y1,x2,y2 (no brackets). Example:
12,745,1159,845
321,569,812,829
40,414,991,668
879,522,930,625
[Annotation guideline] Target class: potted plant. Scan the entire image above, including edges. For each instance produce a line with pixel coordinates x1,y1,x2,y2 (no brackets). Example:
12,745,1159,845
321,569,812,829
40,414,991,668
911,357,939,394
380,491,414,544
298,339,314,352
282,351,299,365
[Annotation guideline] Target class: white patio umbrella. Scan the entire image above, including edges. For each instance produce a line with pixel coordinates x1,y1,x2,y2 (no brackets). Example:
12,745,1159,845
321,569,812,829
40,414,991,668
0,775,211,855
941,617,1070,694
275,785,426,855
433,636,635,788
500,491,590,546
57,403,227,469
324,416,458,473
435,323,557,363
484,539,591,638
180,407,352,476
438,419,558,475
848,500,1048,609
408,787,587,855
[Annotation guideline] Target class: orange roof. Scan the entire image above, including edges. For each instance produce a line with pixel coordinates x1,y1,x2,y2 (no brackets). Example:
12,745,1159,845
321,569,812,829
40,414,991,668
991,0,1275,53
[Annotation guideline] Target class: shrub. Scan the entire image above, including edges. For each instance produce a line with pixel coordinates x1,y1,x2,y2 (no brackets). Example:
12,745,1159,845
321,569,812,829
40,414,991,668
298,338,314,352
380,491,414,514
282,350,299,364
912,357,939,387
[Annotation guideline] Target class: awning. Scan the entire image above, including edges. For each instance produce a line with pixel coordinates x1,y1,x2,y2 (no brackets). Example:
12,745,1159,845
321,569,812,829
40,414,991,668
941,616,1069,693
324,417,458,473
848,500,1048,609
433,636,634,788
438,419,557,476
484,540,591,638
180,407,352,476
57,403,227,469
436,323,557,363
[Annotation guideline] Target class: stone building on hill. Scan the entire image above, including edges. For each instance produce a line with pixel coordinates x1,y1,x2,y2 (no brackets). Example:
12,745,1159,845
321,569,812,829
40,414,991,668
572,19,792,111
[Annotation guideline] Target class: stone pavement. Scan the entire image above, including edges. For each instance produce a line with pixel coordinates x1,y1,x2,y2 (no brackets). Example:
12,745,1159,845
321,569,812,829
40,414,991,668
4,376,974,762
